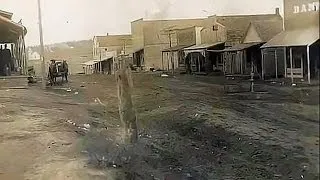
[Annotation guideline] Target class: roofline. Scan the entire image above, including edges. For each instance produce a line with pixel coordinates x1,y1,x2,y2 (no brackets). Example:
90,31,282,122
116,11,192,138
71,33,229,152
131,18,143,23
94,34,132,38
132,17,206,23
216,13,281,18
0,9,13,18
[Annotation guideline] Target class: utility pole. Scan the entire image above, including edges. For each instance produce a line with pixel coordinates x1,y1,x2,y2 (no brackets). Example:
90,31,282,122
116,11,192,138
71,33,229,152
37,0,46,89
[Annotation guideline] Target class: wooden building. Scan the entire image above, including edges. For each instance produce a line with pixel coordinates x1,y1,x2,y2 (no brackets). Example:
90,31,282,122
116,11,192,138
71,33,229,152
261,0,319,84
0,9,27,75
216,9,284,77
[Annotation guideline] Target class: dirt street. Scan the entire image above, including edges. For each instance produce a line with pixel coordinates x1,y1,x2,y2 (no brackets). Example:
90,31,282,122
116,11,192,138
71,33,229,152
0,74,319,180
0,78,108,180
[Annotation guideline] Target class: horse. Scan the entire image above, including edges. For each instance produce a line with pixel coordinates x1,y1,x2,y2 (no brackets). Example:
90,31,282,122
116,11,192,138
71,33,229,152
48,60,69,86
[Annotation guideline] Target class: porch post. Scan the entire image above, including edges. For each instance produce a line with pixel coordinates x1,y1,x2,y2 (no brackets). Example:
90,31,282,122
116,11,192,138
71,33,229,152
222,53,225,75
190,53,193,72
167,52,169,71
284,47,287,77
261,49,265,80
289,47,294,84
161,52,164,70
307,45,311,84
197,53,201,72
275,49,278,79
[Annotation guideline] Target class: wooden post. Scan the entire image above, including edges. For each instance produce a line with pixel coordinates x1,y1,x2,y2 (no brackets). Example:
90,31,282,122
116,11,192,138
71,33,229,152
190,53,193,72
197,54,201,72
275,49,278,79
284,47,287,78
167,52,169,71
161,52,164,70
307,45,311,84
290,47,294,84
171,51,174,75
222,53,225,75
116,57,138,144
261,49,265,80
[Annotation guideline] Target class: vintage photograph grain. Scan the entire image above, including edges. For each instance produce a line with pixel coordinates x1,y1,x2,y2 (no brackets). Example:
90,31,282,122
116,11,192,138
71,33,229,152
0,0,319,179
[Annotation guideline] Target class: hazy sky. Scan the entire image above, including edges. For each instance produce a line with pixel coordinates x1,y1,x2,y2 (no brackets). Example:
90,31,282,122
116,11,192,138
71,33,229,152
2,0,283,46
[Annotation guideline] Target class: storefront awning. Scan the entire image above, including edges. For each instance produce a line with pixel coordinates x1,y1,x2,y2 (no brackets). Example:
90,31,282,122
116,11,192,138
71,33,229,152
261,27,319,48
0,14,27,43
81,60,96,66
133,48,144,54
223,42,264,52
183,42,225,53
162,44,194,52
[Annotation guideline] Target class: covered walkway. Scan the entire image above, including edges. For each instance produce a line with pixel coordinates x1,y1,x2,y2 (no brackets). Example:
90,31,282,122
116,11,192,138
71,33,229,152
261,27,319,84
0,10,27,75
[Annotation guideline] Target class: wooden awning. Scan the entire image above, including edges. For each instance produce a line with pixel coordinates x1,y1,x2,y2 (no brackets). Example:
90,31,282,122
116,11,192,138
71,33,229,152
0,15,27,43
223,42,264,52
184,42,225,53
162,44,193,52
261,27,319,48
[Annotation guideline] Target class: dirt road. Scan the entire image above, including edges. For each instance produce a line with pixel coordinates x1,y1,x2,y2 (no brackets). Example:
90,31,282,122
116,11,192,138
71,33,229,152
0,74,319,180
68,74,319,179
0,78,108,180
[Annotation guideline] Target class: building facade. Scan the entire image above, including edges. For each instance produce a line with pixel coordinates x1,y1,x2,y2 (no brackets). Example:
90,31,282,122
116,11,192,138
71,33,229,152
131,9,283,72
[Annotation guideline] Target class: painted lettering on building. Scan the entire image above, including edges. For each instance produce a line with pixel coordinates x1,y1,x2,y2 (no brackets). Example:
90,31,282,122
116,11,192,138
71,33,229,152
293,1,319,13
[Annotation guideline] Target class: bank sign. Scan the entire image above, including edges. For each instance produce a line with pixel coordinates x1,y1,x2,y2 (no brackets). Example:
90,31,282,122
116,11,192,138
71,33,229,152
293,1,319,14
285,0,319,29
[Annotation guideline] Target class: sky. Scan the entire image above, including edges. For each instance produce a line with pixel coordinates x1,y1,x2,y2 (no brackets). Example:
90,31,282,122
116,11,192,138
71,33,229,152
2,0,283,46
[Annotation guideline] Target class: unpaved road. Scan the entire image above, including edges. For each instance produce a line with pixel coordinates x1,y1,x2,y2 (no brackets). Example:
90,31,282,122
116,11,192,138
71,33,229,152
0,78,107,180
0,74,319,180
69,74,319,179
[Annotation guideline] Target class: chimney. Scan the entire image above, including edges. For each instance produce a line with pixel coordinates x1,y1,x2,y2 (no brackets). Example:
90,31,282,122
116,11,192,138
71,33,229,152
275,8,280,15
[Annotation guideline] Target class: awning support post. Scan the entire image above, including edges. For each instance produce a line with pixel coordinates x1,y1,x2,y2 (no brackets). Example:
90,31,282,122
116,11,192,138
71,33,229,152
289,47,294,84
161,52,164,70
275,49,278,79
284,47,287,78
261,49,265,80
167,52,169,71
307,45,311,84
197,54,201,72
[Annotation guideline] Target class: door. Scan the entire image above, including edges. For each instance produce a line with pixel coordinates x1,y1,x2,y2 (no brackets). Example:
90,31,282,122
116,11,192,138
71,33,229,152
287,52,304,78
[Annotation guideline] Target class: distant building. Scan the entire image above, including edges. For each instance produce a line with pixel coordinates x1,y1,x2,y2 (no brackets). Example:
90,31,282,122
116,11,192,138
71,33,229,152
92,34,132,60
27,48,40,61
86,34,133,75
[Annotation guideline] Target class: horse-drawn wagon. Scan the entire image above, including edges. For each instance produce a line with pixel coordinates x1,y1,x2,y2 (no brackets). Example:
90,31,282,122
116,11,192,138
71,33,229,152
48,60,69,85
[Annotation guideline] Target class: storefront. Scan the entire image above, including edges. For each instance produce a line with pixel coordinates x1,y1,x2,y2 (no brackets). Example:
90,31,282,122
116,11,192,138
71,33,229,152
0,10,27,75
261,0,319,83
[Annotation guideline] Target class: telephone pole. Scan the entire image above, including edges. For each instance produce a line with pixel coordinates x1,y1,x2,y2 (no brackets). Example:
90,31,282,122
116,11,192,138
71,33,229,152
37,0,46,89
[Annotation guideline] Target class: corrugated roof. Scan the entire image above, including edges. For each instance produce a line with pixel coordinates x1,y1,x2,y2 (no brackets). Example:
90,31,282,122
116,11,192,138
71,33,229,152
184,42,225,50
224,42,264,51
261,27,319,48
162,44,193,52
